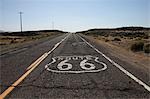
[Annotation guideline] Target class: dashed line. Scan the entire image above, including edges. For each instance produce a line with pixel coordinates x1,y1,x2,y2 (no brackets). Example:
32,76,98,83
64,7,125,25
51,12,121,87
0,34,70,99
78,34,150,92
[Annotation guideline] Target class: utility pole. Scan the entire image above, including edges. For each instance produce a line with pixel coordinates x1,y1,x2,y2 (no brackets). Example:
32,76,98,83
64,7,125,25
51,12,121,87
19,12,23,32
52,21,54,30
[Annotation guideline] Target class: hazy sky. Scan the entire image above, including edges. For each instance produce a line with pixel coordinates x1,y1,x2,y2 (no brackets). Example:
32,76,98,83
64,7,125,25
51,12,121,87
1,0,149,32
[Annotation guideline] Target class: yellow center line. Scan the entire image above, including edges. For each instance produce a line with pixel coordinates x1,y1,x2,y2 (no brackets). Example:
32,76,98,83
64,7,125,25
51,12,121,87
0,34,70,99
0,53,48,99
26,53,47,70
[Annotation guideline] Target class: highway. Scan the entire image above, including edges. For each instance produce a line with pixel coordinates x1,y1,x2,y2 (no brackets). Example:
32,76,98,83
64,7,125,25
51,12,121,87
0,33,150,99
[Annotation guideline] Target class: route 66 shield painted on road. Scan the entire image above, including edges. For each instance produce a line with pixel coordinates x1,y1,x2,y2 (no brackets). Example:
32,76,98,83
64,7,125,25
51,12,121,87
45,55,107,73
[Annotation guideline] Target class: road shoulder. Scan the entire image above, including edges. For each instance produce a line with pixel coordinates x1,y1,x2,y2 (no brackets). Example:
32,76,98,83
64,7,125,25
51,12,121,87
80,34,150,86
82,34,149,70
0,34,63,56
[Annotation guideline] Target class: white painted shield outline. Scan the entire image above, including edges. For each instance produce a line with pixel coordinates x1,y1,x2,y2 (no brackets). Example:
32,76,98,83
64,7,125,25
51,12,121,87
45,55,107,73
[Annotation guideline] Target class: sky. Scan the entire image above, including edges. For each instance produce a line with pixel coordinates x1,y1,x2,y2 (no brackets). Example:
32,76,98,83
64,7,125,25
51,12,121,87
0,0,149,32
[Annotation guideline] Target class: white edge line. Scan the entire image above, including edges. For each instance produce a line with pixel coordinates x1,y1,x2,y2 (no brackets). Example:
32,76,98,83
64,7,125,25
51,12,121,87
47,34,70,55
0,33,70,99
78,34,150,92
27,34,70,70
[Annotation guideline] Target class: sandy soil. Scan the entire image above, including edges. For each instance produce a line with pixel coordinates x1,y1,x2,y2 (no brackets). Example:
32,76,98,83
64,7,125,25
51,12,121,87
86,35,150,71
0,33,63,54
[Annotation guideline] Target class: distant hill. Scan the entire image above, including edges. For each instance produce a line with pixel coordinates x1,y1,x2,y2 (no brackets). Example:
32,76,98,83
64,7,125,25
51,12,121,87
77,27,150,37
116,27,150,31
0,30,67,36
77,27,150,33
0,30,4,33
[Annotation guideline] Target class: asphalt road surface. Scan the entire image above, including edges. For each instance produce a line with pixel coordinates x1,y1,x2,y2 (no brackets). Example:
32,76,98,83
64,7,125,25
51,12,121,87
0,33,150,99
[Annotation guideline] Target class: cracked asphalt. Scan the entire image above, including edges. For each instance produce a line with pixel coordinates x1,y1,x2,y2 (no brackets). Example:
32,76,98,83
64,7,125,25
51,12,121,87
0,33,150,99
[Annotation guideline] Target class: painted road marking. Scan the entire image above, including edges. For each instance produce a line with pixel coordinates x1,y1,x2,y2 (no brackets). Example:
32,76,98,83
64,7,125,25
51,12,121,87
45,55,107,73
26,34,70,71
57,60,73,70
0,53,48,99
26,53,48,70
80,60,95,70
0,34,70,99
78,34,150,92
